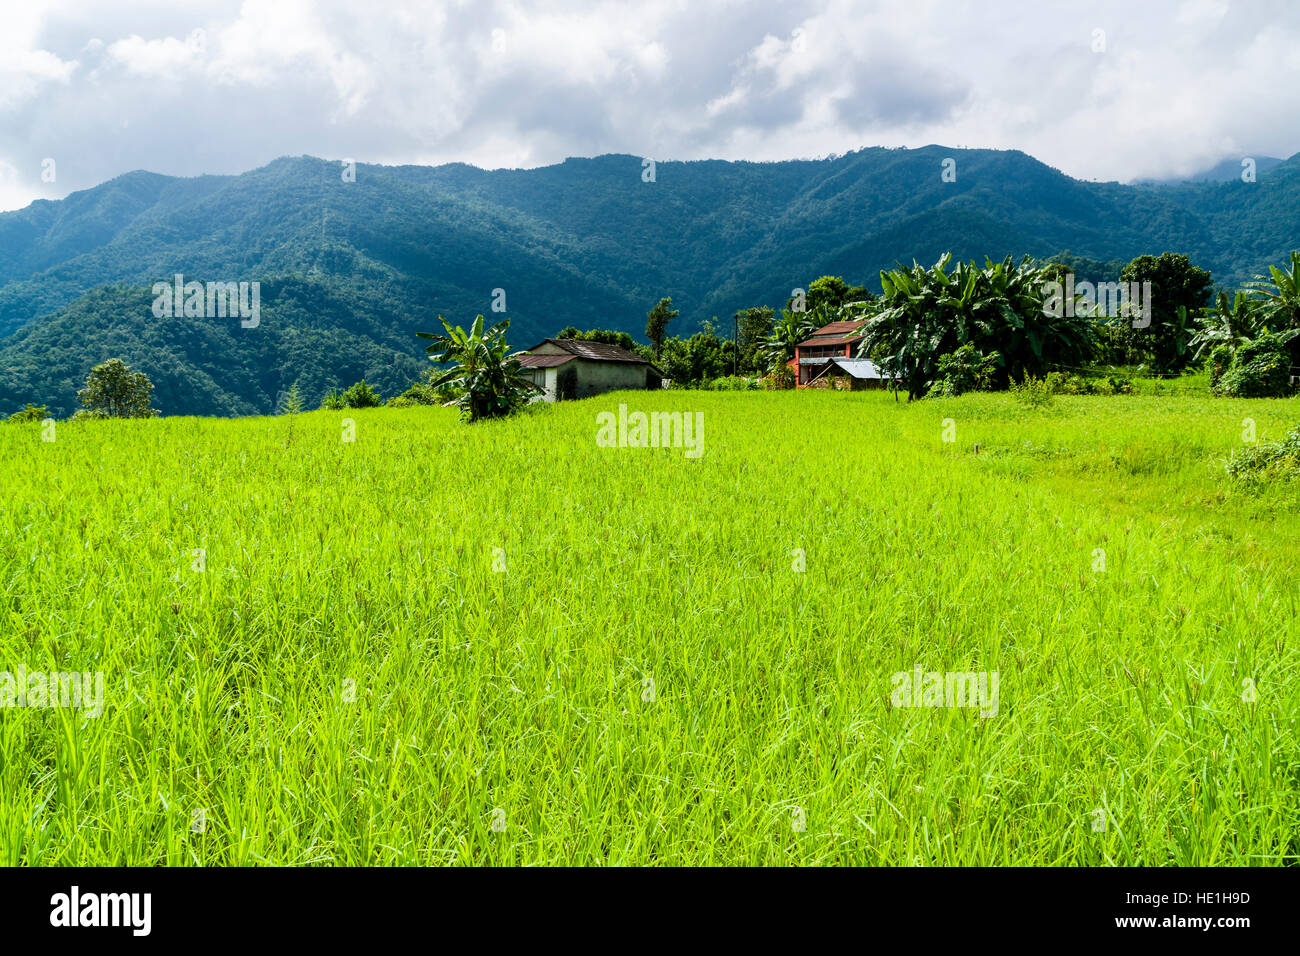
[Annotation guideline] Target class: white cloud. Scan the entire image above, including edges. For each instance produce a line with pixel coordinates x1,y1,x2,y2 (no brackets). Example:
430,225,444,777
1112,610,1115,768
0,0,1297,210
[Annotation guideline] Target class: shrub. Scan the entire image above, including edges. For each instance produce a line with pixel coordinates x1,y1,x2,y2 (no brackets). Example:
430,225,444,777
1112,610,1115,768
930,344,999,397
7,403,48,423
1207,345,1234,391
321,381,384,410
1010,374,1054,408
759,364,795,390
703,375,757,391
341,380,383,408
1227,427,1300,481
389,367,464,408
1045,372,1095,395
1215,332,1293,398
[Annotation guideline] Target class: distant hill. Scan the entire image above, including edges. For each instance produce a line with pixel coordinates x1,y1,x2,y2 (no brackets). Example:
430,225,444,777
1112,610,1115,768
1134,155,1284,185
2,146,1298,416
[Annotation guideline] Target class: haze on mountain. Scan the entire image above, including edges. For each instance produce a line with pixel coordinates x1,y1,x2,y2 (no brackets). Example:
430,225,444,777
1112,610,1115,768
1,144,1298,418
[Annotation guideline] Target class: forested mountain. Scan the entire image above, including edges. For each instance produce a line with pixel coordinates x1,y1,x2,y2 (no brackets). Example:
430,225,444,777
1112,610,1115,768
1,146,1298,416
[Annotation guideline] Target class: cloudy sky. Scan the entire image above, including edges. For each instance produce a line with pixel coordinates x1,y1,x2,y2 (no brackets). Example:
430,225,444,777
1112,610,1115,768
1,0,1298,211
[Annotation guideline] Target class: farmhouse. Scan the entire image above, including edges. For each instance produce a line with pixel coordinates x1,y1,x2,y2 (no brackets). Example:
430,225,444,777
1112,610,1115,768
789,317,879,386
515,338,664,401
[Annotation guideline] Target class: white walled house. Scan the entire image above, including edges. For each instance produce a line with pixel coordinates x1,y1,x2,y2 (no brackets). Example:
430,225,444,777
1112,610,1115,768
515,339,663,401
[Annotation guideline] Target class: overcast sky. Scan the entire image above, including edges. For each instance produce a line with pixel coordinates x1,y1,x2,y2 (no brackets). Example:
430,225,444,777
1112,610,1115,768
1,0,1298,211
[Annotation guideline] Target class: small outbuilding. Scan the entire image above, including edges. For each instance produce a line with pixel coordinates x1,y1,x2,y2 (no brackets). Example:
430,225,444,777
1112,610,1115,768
804,356,887,390
515,338,664,401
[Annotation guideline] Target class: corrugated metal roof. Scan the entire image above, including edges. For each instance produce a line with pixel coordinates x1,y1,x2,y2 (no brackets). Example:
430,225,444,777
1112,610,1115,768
795,319,867,349
516,353,575,368
524,338,650,364
822,358,883,379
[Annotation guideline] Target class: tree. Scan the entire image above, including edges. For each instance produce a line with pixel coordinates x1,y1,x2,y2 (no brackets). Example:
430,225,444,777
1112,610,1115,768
735,306,774,374
1120,253,1214,373
761,308,818,371
279,382,305,414
858,255,1094,400
554,327,638,351
645,298,679,357
807,275,871,311
1190,292,1267,359
416,315,538,422
77,358,159,418
1245,250,1300,359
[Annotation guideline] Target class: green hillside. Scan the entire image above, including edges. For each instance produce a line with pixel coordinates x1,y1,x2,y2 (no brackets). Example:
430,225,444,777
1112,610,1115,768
2,146,1298,416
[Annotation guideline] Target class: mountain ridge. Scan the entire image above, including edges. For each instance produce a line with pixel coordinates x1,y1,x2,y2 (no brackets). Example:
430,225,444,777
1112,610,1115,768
1,145,1298,416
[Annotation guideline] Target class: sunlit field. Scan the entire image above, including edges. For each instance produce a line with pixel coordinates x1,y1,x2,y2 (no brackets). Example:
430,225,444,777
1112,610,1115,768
2,389,1297,865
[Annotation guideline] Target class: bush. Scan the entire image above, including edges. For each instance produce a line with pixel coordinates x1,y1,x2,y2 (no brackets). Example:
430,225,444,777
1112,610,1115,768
1040,372,1133,396
701,375,757,391
7,403,48,423
322,381,384,410
1045,372,1094,395
1010,374,1054,408
929,344,998,397
1101,376,1134,395
387,371,459,408
1227,427,1300,481
759,364,795,390
342,380,383,408
1207,345,1234,391
1215,333,1293,398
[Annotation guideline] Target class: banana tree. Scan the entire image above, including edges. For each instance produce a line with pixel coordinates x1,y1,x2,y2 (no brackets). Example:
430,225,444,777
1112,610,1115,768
760,307,820,371
857,254,1094,400
1190,291,1265,359
1245,250,1300,332
416,315,539,422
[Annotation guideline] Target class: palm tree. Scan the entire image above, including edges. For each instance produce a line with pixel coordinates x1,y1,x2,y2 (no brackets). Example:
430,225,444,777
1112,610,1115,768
416,315,538,422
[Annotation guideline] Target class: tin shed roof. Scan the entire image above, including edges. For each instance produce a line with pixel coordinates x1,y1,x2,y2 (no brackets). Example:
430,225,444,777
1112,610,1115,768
516,353,575,368
525,338,650,364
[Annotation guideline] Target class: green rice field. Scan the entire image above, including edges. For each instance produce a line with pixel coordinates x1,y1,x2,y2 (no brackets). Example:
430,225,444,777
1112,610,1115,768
1,389,1297,865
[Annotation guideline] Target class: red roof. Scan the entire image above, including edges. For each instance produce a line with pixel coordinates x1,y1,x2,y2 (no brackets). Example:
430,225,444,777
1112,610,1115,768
814,320,865,336
795,319,866,349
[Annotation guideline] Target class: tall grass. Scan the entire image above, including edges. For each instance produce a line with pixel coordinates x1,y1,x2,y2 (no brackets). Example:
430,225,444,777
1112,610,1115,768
0,390,1297,865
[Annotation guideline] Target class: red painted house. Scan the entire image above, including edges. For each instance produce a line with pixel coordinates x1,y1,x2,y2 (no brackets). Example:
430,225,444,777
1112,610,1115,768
788,318,869,386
